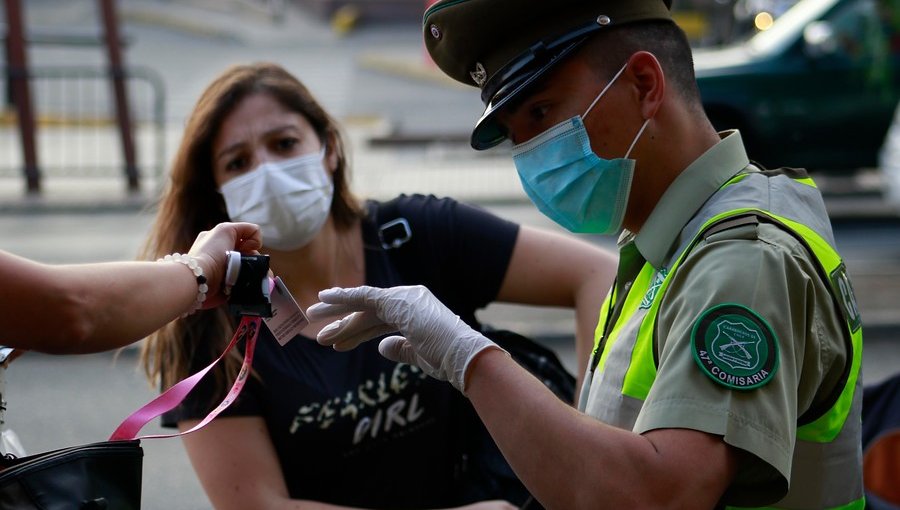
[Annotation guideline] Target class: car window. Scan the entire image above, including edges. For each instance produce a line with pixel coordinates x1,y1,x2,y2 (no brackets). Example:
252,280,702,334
878,0,900,54
819,0,900,91
749,0,838,54
826,0,880,60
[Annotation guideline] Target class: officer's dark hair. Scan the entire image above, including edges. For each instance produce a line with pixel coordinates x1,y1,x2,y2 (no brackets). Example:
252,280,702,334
579,20,705,116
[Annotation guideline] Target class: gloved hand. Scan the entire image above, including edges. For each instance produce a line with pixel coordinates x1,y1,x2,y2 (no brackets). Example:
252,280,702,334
306,285,503,393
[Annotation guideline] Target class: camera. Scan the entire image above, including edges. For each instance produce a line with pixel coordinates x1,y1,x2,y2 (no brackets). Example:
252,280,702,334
224,251,272,318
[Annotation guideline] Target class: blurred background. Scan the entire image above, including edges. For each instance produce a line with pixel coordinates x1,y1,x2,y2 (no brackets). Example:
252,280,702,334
0,0,898,507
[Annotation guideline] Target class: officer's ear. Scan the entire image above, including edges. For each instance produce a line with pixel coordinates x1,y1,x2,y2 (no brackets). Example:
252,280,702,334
625,51,665,120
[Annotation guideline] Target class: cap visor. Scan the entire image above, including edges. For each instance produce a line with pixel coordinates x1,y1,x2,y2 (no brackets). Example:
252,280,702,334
470,37,593,150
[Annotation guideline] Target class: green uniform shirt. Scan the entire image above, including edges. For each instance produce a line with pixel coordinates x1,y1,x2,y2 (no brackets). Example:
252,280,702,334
582,131,852,504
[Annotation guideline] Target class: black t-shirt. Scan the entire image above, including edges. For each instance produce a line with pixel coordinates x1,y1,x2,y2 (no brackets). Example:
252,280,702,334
163,194,519,509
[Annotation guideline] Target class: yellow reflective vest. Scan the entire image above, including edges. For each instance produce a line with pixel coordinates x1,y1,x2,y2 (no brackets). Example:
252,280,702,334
581,170,864,509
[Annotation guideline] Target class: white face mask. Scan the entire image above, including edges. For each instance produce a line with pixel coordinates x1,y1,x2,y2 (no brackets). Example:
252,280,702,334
220,149,334,251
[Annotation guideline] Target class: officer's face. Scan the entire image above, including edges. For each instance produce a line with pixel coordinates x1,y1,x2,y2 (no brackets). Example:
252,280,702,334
496,55,639,160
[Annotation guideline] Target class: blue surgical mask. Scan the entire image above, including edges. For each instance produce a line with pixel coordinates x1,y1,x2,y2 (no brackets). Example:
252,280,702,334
511,64,650,235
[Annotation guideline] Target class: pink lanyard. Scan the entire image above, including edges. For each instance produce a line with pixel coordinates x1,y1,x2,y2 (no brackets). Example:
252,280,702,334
109,316,261,441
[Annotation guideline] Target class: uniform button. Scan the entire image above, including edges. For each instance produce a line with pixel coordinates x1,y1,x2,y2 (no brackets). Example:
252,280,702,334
430,24,441,39
597,15,611,26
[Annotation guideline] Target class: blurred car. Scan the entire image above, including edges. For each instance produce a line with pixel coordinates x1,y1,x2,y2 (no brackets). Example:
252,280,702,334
694,0,900,172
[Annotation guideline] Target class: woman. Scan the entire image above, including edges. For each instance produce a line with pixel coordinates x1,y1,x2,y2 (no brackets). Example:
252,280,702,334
141,62,615,510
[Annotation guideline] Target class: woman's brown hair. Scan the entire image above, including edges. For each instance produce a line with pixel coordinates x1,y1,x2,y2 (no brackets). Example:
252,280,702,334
141,62,363,393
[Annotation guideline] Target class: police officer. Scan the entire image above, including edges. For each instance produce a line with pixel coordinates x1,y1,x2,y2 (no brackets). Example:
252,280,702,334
307,1,865,508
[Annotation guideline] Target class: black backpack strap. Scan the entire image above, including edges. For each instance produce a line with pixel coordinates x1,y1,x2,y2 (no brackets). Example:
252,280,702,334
378,217,413,250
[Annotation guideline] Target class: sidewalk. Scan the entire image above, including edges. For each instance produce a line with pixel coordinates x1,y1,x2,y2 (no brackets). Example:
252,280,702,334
0,129,897,219
0,120,526,213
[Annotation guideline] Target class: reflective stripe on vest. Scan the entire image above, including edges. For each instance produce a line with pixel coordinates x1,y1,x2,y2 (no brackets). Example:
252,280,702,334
586,172,864,509
726,500,865,510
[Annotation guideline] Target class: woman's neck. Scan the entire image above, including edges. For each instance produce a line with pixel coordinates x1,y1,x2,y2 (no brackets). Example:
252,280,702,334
266,216,365,310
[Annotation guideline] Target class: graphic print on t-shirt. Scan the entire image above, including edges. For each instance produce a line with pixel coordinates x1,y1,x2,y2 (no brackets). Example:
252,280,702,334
289,363,431,447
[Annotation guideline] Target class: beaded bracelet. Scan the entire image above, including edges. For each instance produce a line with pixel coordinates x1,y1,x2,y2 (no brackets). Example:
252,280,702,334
159,253,209,318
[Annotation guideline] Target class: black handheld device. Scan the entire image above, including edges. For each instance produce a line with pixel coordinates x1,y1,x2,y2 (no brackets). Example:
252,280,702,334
224,251,273,318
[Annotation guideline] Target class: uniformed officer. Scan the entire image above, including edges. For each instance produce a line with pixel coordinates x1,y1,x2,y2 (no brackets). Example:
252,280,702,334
307,1,865,508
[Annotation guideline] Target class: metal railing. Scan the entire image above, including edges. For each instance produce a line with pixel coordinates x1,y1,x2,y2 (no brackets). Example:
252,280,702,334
0,64,165,185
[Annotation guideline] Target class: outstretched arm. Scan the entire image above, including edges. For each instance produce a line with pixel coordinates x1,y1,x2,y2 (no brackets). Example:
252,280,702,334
308,286,739,509
466,349,738,509
1,222,261,353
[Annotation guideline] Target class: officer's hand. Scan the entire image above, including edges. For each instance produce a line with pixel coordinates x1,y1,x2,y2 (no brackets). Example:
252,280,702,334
306,285,503,393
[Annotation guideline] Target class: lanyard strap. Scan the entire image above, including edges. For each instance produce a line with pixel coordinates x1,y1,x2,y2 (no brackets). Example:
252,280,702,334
109,316,260,441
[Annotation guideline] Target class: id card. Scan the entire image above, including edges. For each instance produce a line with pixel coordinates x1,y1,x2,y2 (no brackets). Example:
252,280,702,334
262,277,309,346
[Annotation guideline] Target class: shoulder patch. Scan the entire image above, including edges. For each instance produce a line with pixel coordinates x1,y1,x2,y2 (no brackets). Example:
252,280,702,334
691,303,779,390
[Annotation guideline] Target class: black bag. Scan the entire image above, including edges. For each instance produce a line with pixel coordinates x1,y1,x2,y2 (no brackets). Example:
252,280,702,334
0,439,143,509
451,329,574,510
0,318,260,510
487,328,576,401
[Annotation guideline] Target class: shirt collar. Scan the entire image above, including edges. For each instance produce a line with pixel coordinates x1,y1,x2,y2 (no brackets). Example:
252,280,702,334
631,130,750,268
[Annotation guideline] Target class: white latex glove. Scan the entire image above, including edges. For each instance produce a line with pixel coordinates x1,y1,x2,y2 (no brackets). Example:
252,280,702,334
306,285,503,393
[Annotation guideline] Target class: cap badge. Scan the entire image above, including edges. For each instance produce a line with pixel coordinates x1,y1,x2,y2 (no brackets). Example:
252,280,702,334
470,62,487,88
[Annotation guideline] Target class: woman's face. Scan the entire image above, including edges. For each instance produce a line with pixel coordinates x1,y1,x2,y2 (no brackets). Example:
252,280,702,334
211,93,324,187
